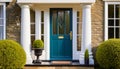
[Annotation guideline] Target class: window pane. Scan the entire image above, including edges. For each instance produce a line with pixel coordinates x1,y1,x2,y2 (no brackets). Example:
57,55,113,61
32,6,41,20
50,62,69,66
58,11,64,34
77,11,79,17
108,5,114,18
108,20,114,26
65,11,70,34
52,11,57,34
41,11,44,22
30,10,35,22
77,11,79,22
77,23,82,34
116,20,120,26
115,28,120,38
0,6,3,18
0,26,3,39
0,19,3,25
41,24,44,34
116,5,120,18
108,28,114,39
31,36,35,46
77,36,81,51
31,24,35,34
41,36,44,42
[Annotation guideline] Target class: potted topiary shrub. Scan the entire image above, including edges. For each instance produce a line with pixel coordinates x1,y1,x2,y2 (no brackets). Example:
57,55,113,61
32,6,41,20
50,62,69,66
0,40,26,69
96,39,120,69
84,49,89,65
32,39,44,63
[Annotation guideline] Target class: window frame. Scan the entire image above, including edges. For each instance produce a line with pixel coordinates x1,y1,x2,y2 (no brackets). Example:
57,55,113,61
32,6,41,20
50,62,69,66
0,3,6,39
104,2,120,40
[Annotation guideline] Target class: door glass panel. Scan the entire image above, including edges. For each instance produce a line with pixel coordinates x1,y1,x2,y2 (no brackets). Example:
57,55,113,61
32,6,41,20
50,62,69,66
52,11,57,34
65,11,70,34
58,11,64,34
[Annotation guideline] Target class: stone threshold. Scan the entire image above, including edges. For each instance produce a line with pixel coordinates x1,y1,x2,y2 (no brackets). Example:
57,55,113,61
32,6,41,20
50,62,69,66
25,60,94,67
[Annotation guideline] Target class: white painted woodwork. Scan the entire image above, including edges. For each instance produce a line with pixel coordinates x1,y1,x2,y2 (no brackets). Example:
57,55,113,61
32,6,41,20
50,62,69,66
0,0,12,2
17,0,95,3
21,5,32,64
73,8,80,60
35,10,41,39
80,4,94,64
44,9,50,60
3,3,6,39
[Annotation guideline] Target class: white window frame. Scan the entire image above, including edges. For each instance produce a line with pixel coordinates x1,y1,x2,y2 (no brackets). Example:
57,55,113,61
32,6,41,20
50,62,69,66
0,3,6,39
104,2,120,40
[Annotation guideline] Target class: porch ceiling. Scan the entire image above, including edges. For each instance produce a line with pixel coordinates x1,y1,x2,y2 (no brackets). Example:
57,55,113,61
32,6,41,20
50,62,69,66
17,0,96,4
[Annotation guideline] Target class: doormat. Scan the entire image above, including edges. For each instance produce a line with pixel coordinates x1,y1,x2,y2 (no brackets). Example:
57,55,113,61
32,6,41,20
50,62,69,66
51,61,71,64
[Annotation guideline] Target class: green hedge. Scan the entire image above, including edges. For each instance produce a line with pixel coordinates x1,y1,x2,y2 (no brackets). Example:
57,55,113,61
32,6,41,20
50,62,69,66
96,39,120,69
0,40,26,69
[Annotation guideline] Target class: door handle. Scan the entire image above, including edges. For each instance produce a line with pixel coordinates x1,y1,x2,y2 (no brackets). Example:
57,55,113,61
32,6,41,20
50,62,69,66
70,31,72,40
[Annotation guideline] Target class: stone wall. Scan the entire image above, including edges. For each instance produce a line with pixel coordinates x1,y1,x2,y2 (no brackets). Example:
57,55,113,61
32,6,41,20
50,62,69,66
6,1,21,43
91,0,104,47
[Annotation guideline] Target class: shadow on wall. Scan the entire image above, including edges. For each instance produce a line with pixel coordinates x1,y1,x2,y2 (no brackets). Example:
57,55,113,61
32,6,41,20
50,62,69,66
92,47,100,69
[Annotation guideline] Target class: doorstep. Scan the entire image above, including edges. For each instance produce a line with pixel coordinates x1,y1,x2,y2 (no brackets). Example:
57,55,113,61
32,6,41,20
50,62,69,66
25,60,94,67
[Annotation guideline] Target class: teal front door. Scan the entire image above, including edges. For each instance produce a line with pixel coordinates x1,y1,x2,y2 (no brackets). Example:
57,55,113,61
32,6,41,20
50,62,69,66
50,8,72,60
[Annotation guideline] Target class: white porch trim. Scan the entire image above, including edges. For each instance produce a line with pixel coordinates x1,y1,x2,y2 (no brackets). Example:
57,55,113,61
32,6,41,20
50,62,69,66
3,3,6,39
0,0,12,2
17,0,95,3
21,5,32,64
44,9,50,60
80,4,94,64
35,10,41,39
73,8,80,60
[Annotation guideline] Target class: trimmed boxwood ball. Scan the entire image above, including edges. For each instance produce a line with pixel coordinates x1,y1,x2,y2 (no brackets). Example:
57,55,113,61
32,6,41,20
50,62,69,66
0,40,26,69
96,39,120,69
32,40,44,48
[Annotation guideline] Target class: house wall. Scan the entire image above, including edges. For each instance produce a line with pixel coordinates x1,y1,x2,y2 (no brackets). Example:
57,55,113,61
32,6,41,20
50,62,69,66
6,2,21,43
91,0,104,47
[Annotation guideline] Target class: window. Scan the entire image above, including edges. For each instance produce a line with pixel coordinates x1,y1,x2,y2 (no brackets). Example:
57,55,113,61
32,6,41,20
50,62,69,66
41,11,44,42
0,4,6,40
105,2,120,39
77,11,82,51
31,11,44,45
30,10,35,45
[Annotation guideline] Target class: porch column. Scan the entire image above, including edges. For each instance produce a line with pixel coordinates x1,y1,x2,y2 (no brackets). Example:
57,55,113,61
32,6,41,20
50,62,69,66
80,4,94,64
35,10,41,39
21,5,32,64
